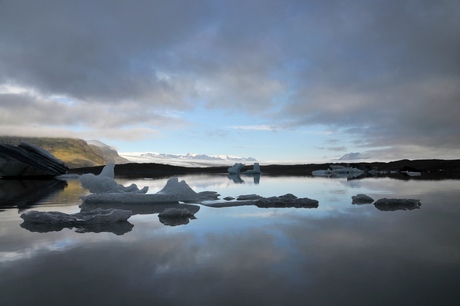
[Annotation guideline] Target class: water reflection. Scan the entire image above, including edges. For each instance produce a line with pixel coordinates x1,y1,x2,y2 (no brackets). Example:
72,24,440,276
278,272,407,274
0,179,67,211
0,176,460,305
227,173,260,184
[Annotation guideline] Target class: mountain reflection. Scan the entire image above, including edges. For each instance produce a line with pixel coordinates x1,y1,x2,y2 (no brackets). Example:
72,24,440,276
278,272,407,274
0,179,67,210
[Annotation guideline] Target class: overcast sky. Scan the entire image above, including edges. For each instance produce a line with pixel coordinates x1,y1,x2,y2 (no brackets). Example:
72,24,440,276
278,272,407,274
1,0,459,163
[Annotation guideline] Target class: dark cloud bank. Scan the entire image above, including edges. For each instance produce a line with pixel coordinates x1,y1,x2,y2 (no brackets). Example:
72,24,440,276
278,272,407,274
0,0,459,159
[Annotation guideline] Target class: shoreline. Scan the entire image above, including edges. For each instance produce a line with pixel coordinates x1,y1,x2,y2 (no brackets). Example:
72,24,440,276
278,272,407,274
67,159,460,180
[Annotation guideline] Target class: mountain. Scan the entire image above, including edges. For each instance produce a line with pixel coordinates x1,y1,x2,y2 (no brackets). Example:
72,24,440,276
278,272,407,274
338,152,367,161
0,136,128,169
87,140,129,165
120,152,257,167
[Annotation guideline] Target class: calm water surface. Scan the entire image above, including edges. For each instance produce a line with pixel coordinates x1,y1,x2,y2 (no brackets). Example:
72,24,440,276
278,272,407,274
1,174,460,306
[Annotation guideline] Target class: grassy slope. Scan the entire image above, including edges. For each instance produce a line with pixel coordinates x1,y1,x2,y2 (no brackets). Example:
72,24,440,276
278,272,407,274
0,136,107,168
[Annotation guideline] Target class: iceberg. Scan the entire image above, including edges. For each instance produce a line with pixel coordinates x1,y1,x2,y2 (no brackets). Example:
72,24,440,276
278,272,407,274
312,165,364,178
156,177,198,202
227,163,245,174
244,162,262,174
20,208,132,225
80,164,203,205
80,162,148,194
20,208,133,235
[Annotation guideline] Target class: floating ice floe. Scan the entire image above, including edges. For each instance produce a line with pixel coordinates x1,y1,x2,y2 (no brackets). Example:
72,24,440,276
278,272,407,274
312,165,364,178
156,177,198,202
374,198,421,211
20,208,133,234
244,162,262,174
227,163,245,174
80,162,148,194
79,163,319,213
20,208,132,225
351,194,375,204
203,193,319,209
80,164,199,204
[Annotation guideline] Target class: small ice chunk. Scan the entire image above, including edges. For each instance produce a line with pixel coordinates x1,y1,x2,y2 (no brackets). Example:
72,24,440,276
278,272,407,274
228,163,245,174
197,191,220,201
244,163,262,174
20,208,132,225
156,177,198,202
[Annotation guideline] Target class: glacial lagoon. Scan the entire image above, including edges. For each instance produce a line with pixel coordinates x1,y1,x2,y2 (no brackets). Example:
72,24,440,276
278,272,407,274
1,174,460,305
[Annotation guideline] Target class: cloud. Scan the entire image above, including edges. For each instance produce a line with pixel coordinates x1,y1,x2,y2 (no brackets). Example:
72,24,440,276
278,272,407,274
228,125,281,131
0,0,459,159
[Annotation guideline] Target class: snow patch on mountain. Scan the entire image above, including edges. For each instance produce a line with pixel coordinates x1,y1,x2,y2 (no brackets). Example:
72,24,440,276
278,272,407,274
120,151,257,167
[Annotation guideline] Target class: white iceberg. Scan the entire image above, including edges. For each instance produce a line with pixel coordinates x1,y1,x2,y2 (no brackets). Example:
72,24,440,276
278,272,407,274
227,163,245,174
312,165,363,178
80,162,148,194
156,177,198,202
244,162,262,174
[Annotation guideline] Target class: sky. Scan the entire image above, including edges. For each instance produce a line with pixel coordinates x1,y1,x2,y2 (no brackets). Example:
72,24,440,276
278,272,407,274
1,0,459,163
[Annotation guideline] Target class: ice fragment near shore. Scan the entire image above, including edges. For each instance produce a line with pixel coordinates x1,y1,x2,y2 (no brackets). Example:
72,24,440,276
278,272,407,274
20,208,132,225
156,177,198,201
227,163,245,174
80,162,148,194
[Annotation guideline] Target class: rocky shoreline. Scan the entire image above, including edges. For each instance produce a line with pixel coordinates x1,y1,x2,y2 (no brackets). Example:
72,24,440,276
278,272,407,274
67,159,460,180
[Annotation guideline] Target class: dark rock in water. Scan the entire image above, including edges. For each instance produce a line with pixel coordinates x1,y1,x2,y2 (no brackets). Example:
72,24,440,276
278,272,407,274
0,142,68,177
0,179,67,210
158,207,196,226
374,198,421,211
352,194,374,204
255,193,319,208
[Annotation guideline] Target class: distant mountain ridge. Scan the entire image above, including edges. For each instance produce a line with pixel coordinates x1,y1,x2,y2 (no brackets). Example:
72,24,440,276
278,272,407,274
141,152,256,162
339,152,366,160
121,151,257,167
0,136,128,169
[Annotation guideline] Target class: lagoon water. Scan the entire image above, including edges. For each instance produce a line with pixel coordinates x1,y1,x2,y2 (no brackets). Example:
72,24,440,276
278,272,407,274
1,174,460,305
